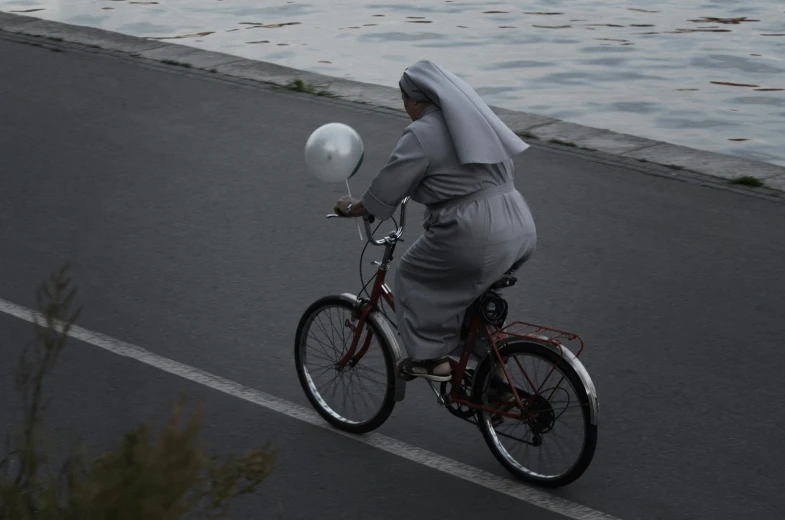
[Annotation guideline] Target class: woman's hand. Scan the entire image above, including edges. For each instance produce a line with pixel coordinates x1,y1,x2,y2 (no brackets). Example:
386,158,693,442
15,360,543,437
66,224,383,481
334,195,356,217
334,195,368,218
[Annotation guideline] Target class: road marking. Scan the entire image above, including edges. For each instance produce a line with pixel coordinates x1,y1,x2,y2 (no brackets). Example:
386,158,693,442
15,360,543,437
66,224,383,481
0,296,621,520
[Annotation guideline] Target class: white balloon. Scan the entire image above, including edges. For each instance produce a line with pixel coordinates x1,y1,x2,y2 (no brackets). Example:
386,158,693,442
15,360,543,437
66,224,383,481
304,122,365,183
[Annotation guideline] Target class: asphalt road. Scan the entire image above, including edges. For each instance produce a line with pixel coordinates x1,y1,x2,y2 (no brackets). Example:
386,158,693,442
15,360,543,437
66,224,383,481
2,33,785,520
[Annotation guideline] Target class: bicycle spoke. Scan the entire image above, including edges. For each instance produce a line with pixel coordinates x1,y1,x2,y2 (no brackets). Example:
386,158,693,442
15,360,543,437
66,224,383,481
307,331,338,362
337,308,349,354
548,424,573,469
325,307,337,345
304,351,335,367
326,307,346,351
354,363,387,379
315,315,338,354
347,370,361,418
351,372,378,410
308,364,337,379
501,421,528,457
326,373,341,402
350,369,388,388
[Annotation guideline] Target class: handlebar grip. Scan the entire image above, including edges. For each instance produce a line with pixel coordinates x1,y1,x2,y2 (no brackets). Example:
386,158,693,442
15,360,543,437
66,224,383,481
328,197,409,246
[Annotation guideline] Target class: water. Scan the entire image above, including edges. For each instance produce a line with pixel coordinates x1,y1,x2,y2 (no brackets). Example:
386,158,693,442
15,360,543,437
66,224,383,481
3,0,784,166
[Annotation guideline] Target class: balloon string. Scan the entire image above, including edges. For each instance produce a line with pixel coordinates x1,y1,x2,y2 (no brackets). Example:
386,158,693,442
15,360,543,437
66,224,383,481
346,179,363,241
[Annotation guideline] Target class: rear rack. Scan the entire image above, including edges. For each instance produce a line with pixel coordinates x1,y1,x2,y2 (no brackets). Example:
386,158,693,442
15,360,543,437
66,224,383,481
487,321,587,403
492,321,585,358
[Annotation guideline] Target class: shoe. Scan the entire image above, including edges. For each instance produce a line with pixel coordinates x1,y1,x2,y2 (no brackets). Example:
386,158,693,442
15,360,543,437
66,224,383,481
398,356,453,382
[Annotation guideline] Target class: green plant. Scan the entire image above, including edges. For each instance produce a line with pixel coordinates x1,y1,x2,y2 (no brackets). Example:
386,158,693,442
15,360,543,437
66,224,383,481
285,79,336,97
728,175,764,187
161,59,192,68
515,130,536,139
0,264,276,519
548,138,577,148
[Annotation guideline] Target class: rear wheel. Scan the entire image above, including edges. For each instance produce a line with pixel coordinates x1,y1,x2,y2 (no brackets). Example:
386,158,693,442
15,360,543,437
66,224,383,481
474,340,597,488
294,296,397,434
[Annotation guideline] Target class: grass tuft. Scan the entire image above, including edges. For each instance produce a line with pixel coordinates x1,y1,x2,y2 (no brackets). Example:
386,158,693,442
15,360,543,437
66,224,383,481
549,138,578,148
161,59,192,68
516,130,536,139
729,175,764,188
285,78,336,97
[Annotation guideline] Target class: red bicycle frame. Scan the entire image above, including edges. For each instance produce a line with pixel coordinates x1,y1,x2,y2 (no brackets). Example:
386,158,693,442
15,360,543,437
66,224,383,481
336,271,529,420
336,263,395,370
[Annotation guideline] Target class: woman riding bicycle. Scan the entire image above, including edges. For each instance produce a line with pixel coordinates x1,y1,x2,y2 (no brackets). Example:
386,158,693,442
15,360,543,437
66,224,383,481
335,59,537,382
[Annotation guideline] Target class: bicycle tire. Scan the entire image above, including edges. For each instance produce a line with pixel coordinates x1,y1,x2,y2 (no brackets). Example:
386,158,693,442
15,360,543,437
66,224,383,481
294,295,398,434
473,339,598,488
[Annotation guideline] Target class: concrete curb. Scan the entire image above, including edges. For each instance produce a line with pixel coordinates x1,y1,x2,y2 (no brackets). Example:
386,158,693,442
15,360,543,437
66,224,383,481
2,10,784,198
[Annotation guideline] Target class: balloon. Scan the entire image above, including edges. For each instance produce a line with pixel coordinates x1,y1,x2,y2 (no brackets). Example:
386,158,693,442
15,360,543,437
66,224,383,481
304,123,365,183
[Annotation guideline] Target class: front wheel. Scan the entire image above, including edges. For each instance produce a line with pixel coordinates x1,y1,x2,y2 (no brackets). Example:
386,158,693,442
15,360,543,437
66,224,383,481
474,340,597,488
294,295,398,434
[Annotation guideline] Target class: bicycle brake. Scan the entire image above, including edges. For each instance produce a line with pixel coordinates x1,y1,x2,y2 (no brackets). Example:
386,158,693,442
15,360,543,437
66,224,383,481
351,298,371,320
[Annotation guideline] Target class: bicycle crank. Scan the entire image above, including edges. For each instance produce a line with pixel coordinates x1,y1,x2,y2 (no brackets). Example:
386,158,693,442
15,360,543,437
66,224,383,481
425,380,451,406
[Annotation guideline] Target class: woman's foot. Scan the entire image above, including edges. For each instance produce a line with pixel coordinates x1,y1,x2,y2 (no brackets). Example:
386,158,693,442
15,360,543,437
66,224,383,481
398,356,453,382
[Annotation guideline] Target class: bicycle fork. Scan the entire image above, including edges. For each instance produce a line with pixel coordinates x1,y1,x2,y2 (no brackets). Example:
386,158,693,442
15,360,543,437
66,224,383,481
337,303,374,370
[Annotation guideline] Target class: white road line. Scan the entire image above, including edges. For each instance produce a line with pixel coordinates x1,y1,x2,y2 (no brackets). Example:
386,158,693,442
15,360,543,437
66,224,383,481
0,296,621,520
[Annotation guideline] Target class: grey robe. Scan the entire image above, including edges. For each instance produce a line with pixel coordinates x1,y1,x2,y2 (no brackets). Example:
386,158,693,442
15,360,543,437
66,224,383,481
361,105,537,360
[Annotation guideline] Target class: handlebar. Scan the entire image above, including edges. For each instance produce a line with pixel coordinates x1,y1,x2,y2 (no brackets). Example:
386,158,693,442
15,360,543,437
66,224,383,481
327,196,410,246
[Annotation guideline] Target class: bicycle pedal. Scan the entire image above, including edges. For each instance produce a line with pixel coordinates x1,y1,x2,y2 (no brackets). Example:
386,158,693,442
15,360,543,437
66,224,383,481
398,370,416,382
397,365,416,382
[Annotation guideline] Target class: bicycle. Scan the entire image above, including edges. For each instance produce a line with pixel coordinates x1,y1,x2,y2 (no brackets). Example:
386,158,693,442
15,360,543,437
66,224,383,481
294,196,599,488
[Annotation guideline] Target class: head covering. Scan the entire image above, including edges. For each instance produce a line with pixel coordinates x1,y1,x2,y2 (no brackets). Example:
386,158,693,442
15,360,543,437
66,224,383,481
398,60,529,165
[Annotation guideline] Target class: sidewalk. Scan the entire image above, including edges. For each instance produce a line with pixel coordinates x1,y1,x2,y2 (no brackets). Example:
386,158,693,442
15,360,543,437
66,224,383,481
1,10,785,199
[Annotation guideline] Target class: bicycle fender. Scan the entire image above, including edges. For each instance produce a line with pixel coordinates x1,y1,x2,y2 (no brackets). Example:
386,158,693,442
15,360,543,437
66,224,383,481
530,336,599,425
338,293,408,403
